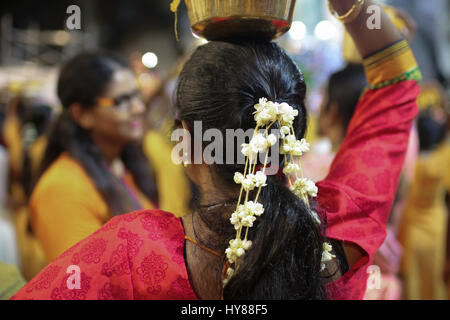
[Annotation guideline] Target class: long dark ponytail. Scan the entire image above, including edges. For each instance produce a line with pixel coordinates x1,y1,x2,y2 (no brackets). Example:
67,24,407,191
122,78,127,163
39,52,158,215
176,40,343,299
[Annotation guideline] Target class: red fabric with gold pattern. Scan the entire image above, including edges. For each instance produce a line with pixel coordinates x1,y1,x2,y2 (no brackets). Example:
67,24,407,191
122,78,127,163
11,80,419,300
12,210,198,300
322,80,419,299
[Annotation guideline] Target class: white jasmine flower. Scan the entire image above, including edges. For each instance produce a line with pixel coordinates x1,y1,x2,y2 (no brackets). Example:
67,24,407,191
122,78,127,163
241,215,256,227
321,242,336,263
267,133,278,146
280,135,297,154
242,176,256,191
236,248,245,257
225,248,237,263
241,143,258,161
242,240,252,250
281,126,291,135
280,142,291,154
230,211,240,225
226,267,234,278
234,172,244,184
278,102,299,126
254,100,279,126
285,134,297,146
302,178,318,198
323,242,333,252
292,138,310,156
253,171,267,188
254,98,268,111
246,201,264,216
250,133,268,153
283,163,300,175
291,178,318,198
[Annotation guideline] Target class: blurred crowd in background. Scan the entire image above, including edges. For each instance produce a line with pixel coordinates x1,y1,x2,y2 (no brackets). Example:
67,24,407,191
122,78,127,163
0,0,449,300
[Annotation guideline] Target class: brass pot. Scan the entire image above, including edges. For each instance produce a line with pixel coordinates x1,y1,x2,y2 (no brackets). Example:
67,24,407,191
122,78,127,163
185,0,297,41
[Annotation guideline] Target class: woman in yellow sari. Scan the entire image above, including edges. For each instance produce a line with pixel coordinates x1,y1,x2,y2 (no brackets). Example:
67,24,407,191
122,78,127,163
31,52,159,263
399,84,450,300
2,92,53,280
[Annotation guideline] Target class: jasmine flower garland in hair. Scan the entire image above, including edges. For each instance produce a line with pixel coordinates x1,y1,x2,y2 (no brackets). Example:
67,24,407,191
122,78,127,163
224,98,335,286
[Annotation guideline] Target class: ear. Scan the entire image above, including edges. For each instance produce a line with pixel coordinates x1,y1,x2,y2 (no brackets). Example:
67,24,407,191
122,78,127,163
69,103,95,130
181,120,190,132
327,101,341,124
319,101,340,132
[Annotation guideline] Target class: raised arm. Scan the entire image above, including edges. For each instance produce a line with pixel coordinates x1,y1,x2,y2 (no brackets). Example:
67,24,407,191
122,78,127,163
317,0,421,299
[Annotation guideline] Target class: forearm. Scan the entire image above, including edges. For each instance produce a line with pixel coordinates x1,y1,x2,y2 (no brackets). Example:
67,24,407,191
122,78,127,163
329,0,402,57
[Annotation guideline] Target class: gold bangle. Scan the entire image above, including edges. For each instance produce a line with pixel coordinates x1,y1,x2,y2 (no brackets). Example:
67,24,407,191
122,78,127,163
328,0,365,24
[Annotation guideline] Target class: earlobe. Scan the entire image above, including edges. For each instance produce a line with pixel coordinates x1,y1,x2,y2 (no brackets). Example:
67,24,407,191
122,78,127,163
181,120,190,132
69,103,94,129
329,102,341,123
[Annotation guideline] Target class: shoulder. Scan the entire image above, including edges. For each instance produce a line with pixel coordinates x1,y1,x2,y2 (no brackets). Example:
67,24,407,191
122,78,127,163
11,209,190,300
143,130,174,156
31,153,98,201
100,209,184,242
95,209,195,299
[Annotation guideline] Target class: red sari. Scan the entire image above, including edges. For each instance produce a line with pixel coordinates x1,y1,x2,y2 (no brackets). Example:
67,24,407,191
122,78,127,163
12,36,423,299
10,78,419,300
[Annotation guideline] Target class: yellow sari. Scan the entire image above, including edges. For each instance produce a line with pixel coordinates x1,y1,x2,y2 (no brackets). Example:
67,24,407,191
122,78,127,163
399,142,450,299
143,129,191,217
30,153,155,263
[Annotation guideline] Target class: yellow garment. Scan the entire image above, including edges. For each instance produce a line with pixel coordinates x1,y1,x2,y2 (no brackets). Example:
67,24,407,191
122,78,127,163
29,135,48,179
0,262,26,300
143,130,191,217
399,143,450,300
30,153,154,263
363,39,420,89
4,118,49,279
305,114,319,146
3,115,22,178
13,205,47,281
3,115,26,205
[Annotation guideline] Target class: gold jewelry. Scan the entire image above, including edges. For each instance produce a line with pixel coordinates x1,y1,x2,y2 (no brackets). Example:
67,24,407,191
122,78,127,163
328,0,365,24
185,236,223,258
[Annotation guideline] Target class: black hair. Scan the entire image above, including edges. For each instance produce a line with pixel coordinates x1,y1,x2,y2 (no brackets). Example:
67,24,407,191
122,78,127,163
176,40,346,299
326,63,367,134
19,99,53,199
417,108,446,152
39,52,158,215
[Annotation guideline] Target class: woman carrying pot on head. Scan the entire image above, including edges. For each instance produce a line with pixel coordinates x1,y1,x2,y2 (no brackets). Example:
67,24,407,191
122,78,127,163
13,0,421,300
